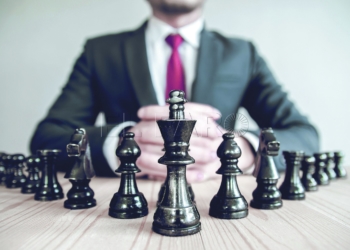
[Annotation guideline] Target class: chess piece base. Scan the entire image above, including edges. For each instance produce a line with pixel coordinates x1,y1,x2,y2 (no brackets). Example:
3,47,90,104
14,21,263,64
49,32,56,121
281,193,305,200
152,222,201,237
109,192,148,219
250,200,283,210
305,186,318,192
21,181,40,194
209,209,248,220
34,193,64,201
6,177,26,188
21,188,37,194
313,173,329,185
64,199,96,209
209,195,248,219
335,169,347,178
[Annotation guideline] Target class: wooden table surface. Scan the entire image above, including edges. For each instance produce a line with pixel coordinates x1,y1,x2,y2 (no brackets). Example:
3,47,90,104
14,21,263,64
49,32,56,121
0,171,349,250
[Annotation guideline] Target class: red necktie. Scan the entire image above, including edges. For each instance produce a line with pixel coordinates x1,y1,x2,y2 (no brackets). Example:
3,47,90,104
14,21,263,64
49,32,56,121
165,34,186,99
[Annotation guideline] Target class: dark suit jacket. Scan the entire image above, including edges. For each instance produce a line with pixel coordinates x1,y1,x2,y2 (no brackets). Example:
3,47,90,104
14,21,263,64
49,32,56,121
30,22,319,176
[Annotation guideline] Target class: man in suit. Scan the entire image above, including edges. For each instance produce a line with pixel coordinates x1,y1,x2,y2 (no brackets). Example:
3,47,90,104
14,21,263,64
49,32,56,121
30,0,319,182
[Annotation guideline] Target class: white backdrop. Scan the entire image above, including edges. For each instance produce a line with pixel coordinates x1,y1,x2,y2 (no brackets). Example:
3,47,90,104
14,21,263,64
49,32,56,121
1,0,349,164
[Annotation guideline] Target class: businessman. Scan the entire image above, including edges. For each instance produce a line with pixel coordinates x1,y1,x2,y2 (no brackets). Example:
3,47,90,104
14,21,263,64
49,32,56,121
30,0,319,182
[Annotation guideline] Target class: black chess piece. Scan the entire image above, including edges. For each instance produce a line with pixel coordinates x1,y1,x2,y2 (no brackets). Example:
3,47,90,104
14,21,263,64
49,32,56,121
34,149,64,201
0,153,7,185
334,151,347,178
109,132,148,218
6,154,26,188
250,128,283,209
301,156,318,191
64,128,96,209
158,182,195,205
2,154,12,186
313,153,329,185
21,155,41,194
153,90,201,236
279,151,305,200
209,133,248,219
325,152,337,180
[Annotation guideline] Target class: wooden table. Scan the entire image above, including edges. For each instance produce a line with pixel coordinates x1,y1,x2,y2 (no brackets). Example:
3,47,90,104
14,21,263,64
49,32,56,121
1,172,349,250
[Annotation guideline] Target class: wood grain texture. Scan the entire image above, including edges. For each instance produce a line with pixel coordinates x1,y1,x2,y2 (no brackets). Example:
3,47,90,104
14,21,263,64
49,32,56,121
0,171,349,250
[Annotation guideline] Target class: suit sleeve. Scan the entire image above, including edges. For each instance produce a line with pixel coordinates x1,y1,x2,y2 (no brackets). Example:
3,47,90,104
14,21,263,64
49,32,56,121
241,42,320,170
30,41,115,176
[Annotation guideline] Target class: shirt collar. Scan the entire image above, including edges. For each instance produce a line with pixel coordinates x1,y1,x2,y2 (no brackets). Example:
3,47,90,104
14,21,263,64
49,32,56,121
146,16,204,48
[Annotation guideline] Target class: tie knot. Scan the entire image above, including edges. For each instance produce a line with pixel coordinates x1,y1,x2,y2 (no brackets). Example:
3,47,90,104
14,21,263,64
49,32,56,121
165,34,184,49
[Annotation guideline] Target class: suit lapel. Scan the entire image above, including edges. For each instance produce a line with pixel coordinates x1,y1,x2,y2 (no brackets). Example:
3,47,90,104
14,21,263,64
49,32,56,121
124,22,158,107
191,29,221,106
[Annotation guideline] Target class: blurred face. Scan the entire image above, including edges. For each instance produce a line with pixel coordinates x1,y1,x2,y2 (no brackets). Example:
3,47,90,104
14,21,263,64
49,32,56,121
148,0,205,14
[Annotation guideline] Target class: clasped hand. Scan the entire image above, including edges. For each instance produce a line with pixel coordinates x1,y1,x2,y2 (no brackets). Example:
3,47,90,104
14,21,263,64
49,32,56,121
128,103,254,182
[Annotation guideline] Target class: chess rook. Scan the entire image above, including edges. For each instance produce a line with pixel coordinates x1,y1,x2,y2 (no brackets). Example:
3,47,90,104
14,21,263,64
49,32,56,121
334,151,347,178
21,155,41,194
279,151,305,200
250,128,283,209
109,132,148,219
64,128,96,209
301,156,318,191
6,154,26,188
209,133,248,219
35,149,64,201
313,153,329,185
153,90,201,236
325,152,337,180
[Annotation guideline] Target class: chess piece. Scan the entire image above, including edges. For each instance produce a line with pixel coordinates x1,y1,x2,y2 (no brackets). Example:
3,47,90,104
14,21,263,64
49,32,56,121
64,128,96,209
301,156,318,191
109,132,148,218
6,154,26,188
2,154,12,186
35,149,64,201
279,151,305,200
324,152,337,180
334,151,347,178
0,153,7,185
250,128,283,209
209,133,248,219
158,183,195,205
21,155,41,194
313,153,329,185
153,90,201,236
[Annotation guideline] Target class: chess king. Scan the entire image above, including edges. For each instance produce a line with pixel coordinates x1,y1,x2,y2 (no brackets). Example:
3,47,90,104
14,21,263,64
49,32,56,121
152,90,201,236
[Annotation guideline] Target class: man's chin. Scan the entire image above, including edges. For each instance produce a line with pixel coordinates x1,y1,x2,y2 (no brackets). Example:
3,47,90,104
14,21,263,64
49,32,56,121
158,3,201,14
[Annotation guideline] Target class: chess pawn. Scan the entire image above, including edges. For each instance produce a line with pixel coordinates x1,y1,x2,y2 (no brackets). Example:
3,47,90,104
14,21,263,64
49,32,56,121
153,90,201,236
279,151,305,200
109,132,148,218
250,128,283,209
301,156,318,191
6,154,26,188
334,151,347,178
21,156,41,194
313,153,329,185
209,133,248,219
64,128,96,209
324,152,337,180
0,153,7,185
35,149,64,201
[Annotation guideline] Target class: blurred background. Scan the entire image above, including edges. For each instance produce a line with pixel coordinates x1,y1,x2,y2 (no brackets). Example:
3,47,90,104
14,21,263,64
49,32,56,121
0,0,349,164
